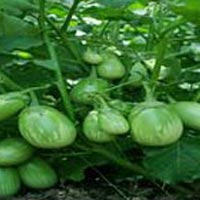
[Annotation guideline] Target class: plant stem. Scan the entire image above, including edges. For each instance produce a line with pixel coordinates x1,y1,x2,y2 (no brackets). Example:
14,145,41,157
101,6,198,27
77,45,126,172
76,143,146,176
29,91,40,106
39,0,75,121
143,82,155,102
89,66,97,78
92,147,147,176
60,0,81,33
159,17,185,40
151,38,167,94
38,15,85,68
93,95,108,108
20,83,53,94
99,21,111,37
59,0,85,69
102,79,138,92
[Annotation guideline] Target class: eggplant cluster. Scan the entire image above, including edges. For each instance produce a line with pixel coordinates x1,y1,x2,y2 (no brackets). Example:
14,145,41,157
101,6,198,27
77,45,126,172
1,49,200,198
0,137,58,198
128,100,200,146
83,104,129,143
82,48,126,80
77,50,185,147
0,92,77,197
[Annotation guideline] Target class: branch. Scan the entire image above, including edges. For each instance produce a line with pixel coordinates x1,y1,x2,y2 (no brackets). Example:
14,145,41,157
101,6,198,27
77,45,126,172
75,143,147,176
43,16,86,69
39,0,75,121
150,38,167,94
60,0,81,33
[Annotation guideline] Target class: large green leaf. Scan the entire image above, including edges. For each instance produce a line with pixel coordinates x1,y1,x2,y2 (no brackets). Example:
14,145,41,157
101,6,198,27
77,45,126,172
0,13,34,36
2,63,54,88
143,136,200,183
0,0,37,16
0,12,42,51
0,37,42,52
171,0,200,24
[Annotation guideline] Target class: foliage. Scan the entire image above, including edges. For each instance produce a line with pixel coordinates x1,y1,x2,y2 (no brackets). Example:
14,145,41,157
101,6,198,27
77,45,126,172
0,0,200,197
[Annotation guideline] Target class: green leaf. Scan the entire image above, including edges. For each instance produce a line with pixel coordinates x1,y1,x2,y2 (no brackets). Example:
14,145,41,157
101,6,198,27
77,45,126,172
143,136,200,183
55,137,134,182
162,58,181,81
56,153,108,181
0,13,32,36
0,12,42,51
82,7,134,21
0,0,37,16
56,45,86,79
2,63,54,88
0,54,14,66
96,0,135,7
33,60,55,71
0,37,42,52
171,0,200,24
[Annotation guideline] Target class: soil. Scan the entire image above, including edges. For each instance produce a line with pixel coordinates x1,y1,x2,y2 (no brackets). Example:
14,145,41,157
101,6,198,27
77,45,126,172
12,176,200,200
12,183,171,200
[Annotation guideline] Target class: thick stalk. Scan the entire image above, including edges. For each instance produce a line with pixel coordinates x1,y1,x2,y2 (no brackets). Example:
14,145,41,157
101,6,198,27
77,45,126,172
43,16,85,68
59,0,84,69
143,82,155,102
89,66,97,78
39,0,75,121
29,91,40,106
60,0,81,33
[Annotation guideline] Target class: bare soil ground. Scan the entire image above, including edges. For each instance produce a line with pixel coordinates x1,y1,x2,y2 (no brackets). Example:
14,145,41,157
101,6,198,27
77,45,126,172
11,169,200,200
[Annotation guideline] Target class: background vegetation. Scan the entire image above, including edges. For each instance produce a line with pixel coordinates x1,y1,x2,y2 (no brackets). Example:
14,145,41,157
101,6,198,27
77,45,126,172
1,0,200,199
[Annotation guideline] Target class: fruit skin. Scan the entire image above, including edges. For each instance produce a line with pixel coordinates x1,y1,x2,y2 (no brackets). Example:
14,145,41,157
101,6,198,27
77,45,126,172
98,106,129,135
19,106,76,149
83,110,114,143
129,102,183,146
0,167,21,197
172,101,200,130
18,157,58,189
0,92,29,121
97,53,126,79
0,138,34,166
83,48,103,65
70,78,109,104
